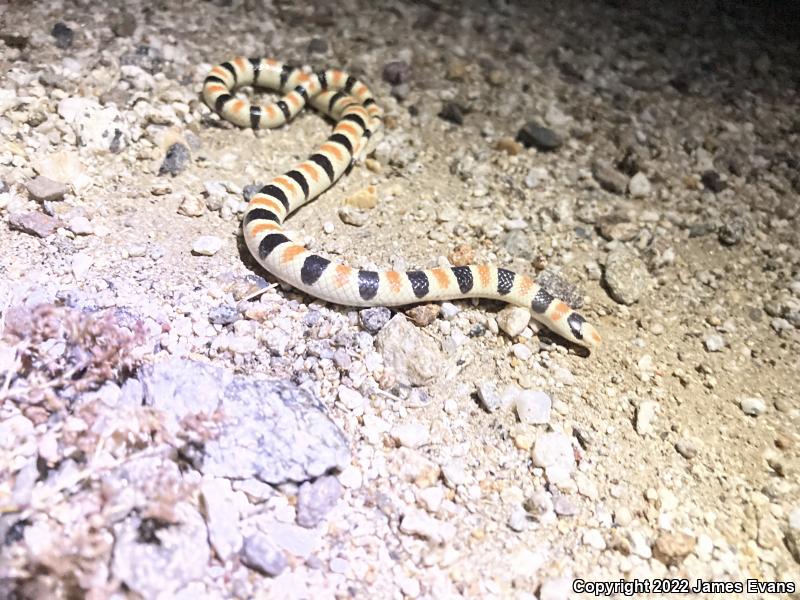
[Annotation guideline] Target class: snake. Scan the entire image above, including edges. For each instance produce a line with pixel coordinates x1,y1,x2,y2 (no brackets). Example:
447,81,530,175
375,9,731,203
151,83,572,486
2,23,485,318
202,57,601,350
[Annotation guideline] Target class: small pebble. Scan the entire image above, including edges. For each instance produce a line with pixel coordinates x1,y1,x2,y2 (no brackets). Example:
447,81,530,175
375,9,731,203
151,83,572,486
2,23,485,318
514,391,552,425
68,216,93,235
329,557,348,574
441,460,467,488
701,170,726,192
704,334,725,352
296,475,342,528
496,306,530,337
439,102,465,125
592,160,628,194
159,143,190,176
439,302,460,320
382,60,411,85
539,578,572,600
532,432,574,474
675,439,697,459
652,532,696,566
477,381,502,413
391,423,430,449
718,218,745,246
494,137,522,155
399,510,455,544
417,486,444,514
26,176,68,202
337,386,365,411
111,11,137,37
445,58,466,80
178,195,205,217
307,38,328,54
552,495,578,517
71,253,92,280
636,401,658,435
241,534,287,577
208,305,239,325
51,22,74,49
583,529,606,550
337,206,369,226
507,507,529,532
524,167,547,189
516,123,562,151
508,341,531,361
8,211,61,237
127,244,147,258
740,397,766,417
344,185,378,209
628,172,651,197
405,304,440,326
192,235,223,256
359,307,391,333
603,247,649,305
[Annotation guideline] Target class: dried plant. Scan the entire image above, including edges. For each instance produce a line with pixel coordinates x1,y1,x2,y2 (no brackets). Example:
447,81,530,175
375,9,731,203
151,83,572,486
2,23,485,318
1,304,147,406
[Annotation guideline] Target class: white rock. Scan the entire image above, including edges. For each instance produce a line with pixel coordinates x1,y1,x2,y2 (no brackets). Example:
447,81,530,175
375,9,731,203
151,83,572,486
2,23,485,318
178,195,205,217
628,172,652,197
628,530,652,558
539,578,572,600
532,432,574,473
391,423,430,449
338,466,362,489
35,151,92,193
68,215,93,235
636,401,658,435
583,529,606,550
57,97,95,124
508,547,545,577
192,235,223,256
59,98,128,153
545,104,570,127
0,88,17,115
476,381,502,412
200,478,243,560
417,486,444,513
695,533,714,561
337,386,365,411
524,166,548,189
789,507,800,531
400,509,456,543
704,334,725,352
71,253,92,280
512,343,532,361
439,302,460,319
636,354,656,382
552,366,575,386
740,397,766,416
496,306,530,337
399,576,421,598
514,391,552,425
440,460,468,487
228,335,258,354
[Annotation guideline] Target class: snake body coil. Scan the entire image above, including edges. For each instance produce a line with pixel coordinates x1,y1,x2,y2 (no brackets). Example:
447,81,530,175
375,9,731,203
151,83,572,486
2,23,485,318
203,57,601,349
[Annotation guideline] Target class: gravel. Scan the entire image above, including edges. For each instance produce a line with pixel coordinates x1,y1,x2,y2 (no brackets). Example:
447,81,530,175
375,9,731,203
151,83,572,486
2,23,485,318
2,1,798,597
592,160,628,194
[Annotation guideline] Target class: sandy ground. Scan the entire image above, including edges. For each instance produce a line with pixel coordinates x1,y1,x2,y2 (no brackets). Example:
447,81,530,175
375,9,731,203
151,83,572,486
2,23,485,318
0,0,799,598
